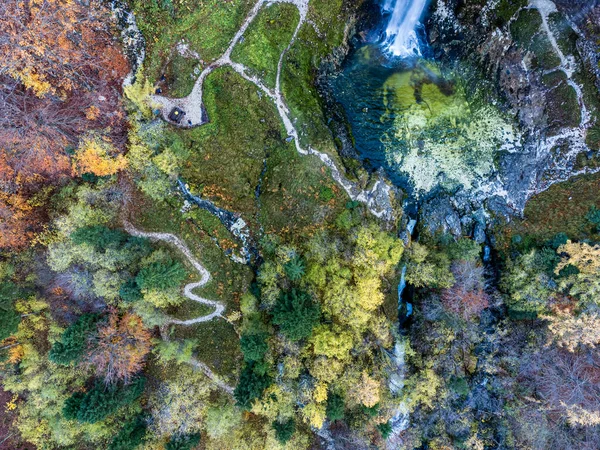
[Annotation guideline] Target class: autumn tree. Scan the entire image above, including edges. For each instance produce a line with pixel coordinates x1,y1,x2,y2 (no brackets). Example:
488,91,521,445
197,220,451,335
544,312,600,352
85,310,152,385
72,136,127,177
441,260,490,320
0,0,129,248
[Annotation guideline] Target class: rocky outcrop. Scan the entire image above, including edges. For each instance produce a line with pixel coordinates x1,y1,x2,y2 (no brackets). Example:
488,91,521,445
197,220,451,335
426,0,600,218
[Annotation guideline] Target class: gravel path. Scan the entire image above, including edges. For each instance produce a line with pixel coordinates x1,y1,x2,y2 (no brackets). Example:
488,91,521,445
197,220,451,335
123,221,234,394
151,0,395,221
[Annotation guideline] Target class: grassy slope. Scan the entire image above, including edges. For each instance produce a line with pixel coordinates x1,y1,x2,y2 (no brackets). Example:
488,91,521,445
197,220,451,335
129,0,359,376
231,2,300,88
494,172,600,253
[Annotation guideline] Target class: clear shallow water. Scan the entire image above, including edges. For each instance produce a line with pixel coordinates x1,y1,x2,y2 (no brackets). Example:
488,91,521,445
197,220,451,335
329,44,520,199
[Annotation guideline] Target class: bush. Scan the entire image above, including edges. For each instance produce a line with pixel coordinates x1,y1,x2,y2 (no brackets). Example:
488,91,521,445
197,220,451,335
240,333,268,362
49,314,102,365
271,289,320,341
108,414,147,450
326,393,345,421
165,433,201,450
136,260,187,291
272,418,296,444
63,377,146,423
377,421,392,439
234,363,272,410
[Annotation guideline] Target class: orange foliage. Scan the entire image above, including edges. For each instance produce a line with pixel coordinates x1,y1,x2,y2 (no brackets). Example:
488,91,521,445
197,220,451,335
73,137,127,177
441,260,489,320
0,0,129,98
86,310,152,384
0,0,130,248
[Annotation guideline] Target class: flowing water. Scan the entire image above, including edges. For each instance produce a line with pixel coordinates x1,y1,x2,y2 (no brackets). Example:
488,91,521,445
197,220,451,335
381,0,429,56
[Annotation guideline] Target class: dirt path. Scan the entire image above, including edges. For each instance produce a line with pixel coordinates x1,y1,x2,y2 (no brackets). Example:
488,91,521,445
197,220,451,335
123,221,234,394
150,0,395,221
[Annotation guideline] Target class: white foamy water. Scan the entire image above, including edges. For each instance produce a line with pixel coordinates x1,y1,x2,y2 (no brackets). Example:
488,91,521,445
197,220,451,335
383,0,428,57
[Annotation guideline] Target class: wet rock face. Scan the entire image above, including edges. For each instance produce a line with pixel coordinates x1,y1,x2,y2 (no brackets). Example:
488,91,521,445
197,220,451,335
425,0,600,220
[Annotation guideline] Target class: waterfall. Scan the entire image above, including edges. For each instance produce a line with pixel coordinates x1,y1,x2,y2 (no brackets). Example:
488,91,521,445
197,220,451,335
382,0,428,57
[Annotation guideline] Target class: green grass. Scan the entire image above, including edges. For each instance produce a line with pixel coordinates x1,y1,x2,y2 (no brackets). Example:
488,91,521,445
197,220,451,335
162,53,201,97
171,320,242,383
132,0,254,84
178,67,286,225
231,2,300,88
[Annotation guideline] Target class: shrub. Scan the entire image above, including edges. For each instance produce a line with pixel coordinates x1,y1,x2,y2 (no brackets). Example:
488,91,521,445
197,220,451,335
272,418,296,444
165,433,201,450
271,289,320,341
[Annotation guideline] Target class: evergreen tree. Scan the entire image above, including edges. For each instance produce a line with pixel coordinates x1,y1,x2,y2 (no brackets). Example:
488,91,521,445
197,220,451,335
0,282,21,341
272,418,296,444
377,421,392,439
136,259,187,291
284,257,305,281
49,314,102,365
326,393,345,421
63,376,146,423
234,363,272,410
271,289,320,341
239,332,268,362
108,414,147,450
119,278,142,303
71,225,128,251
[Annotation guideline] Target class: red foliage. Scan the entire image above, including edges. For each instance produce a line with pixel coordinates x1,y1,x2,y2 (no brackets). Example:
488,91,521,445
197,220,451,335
86,310,152,385
0,0,129,249
441,260,489,320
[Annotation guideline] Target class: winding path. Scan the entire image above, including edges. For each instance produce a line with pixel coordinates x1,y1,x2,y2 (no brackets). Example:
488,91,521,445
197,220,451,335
150,0,395,221
123,221,234,394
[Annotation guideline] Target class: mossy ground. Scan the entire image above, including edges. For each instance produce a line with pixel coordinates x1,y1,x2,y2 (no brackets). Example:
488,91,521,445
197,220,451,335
494,173,600,253
231,2,300,88
132,0,254,84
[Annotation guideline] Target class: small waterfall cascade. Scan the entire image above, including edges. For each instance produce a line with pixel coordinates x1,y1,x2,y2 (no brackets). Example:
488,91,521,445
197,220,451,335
381,0,428,57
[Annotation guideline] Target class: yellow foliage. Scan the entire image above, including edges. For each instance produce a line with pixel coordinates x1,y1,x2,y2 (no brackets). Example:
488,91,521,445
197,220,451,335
124,75,158,117
8,344,24,364
14,68,53,97
555,241,600,274
347,371,380,408
313,382,329,403
309,357,344,383
302,402,326,429
5,394,18,412
73,137,127,176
